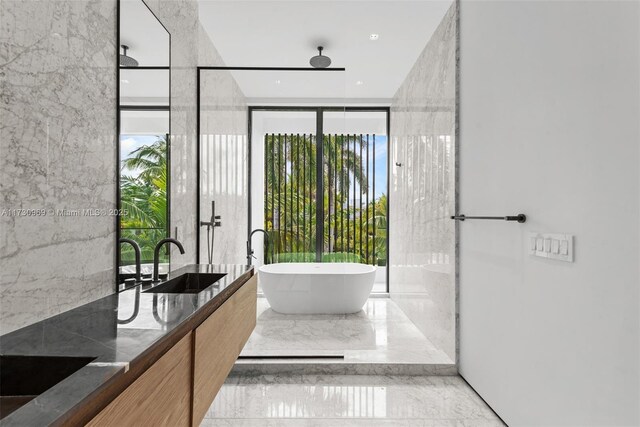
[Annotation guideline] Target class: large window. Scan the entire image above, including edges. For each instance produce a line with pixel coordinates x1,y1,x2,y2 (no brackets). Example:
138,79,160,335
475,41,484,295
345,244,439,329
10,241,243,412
250,107,389,291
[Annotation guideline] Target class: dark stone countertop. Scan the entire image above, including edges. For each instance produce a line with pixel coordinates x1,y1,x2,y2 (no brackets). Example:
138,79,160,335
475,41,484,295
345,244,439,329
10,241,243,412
0,264,253,426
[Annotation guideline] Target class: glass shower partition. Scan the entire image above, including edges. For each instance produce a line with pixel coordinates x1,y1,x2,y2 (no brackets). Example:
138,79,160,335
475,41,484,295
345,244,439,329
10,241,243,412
198,68,346,265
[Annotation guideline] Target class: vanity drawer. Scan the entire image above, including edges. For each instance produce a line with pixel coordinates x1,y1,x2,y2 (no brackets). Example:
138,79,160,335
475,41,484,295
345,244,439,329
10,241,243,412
87,333,192,427
192,275,257,425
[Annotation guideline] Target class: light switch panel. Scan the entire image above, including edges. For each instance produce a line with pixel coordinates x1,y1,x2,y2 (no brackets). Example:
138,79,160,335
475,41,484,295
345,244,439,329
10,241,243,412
560,240,568,255
528,232,574,262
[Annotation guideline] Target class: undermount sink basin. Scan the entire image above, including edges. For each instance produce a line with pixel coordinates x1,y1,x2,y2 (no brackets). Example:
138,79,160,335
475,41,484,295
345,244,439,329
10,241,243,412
0,355,95,420
144,273,227,294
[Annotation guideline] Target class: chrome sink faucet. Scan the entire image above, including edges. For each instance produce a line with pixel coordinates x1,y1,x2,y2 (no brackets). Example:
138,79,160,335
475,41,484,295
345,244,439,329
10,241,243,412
119,238,141,282
153,238,185,282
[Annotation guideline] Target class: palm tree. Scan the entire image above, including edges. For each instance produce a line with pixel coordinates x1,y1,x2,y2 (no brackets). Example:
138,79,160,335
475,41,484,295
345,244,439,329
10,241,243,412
120,136,168,263
324,135,368,253
368,194,387,265
121,137,168,186
264,133,370,261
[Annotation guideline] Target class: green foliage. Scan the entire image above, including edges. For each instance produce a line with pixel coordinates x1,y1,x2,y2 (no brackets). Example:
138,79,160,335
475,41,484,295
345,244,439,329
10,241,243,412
273,252,363,263
264,134,387,266
120,136,168,264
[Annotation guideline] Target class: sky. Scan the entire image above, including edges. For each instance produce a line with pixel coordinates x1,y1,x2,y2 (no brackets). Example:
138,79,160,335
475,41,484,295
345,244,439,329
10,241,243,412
120,134,161,178
348,135,388,201
372,135,388,199
121,134,159,159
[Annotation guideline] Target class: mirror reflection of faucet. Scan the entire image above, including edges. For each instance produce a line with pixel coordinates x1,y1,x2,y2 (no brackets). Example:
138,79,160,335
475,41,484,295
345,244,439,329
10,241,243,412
119,238,142,289
200,200,221,264
119,237,185,288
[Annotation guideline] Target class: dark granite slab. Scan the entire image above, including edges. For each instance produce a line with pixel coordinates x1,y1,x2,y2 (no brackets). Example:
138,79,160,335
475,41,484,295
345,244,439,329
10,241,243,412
0,264,252,426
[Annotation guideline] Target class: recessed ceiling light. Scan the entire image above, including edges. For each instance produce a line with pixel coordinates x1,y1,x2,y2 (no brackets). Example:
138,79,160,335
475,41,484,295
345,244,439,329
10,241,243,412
356,80,364,86
369,34,379,41
121,79,129,84
275,79,281,84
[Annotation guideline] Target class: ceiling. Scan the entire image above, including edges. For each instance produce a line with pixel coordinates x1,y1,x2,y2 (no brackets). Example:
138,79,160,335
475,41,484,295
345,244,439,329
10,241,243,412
120,0,169,66
197,0,453,103
120,69,169,105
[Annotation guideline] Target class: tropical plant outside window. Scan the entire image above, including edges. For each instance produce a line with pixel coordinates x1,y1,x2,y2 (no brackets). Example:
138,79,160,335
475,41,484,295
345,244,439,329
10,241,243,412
120,135,169,265
264,133,387,266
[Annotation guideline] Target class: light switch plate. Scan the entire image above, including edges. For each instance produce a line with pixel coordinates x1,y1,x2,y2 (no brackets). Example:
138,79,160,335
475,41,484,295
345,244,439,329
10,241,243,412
528,232,574,262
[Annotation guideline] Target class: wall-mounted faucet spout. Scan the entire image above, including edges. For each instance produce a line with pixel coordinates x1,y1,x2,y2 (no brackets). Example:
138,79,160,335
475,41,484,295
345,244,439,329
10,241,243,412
153,238,185,282
247,229,271,266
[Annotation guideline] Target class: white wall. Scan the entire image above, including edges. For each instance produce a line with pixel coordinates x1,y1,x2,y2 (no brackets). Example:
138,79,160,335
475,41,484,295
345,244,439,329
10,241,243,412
459,1,640,425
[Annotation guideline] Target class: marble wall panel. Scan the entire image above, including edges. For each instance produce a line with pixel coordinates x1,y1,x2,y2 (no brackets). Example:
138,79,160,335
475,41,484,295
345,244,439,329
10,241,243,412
389,2,457,361
0,0,117,334
0,0,244,333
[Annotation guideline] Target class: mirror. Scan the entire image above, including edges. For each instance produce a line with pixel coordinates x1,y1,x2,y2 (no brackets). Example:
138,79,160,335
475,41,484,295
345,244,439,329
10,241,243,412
118,0,171,290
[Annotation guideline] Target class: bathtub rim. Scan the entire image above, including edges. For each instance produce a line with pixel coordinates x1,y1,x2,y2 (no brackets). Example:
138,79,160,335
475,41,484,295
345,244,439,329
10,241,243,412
258,262,376,275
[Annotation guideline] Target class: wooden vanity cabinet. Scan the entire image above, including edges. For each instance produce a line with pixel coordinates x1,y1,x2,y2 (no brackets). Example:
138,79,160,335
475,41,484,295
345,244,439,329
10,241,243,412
192,274,257,425
86,275,257,427
86,333,193,427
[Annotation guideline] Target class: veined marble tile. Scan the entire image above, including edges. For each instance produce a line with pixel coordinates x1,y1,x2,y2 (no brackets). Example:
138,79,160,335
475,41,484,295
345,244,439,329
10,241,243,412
238,298,454,375
1,0,117,333
202,375,504,426
0,0,247,333
389,2,458,361
202,420,504,427
232,362,456,377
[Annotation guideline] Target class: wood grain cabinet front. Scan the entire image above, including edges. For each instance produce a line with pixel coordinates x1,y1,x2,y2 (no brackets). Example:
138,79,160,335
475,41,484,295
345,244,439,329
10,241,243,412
192,274,257,425
85,275,257,427
87,333,193,427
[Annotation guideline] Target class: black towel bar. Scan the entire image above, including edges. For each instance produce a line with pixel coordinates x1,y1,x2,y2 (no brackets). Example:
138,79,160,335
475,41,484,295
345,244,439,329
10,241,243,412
450,214,526,223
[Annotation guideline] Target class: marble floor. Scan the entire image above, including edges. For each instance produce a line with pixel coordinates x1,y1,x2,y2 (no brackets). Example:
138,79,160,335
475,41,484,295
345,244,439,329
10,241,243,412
201,375,505,426
234,298,454,375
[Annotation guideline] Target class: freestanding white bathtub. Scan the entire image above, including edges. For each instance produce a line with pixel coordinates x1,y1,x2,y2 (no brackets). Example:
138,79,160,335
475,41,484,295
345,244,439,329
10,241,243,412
258,263,376,314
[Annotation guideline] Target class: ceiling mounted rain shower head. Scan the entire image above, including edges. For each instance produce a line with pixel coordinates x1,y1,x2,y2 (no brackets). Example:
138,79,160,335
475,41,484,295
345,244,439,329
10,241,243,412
119,45,139,67
309,46,331,69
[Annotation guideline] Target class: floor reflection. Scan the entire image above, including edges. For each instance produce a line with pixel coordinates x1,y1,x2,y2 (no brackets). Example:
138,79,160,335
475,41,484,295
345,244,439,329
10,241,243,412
204,375,505,425
241,298,452,364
